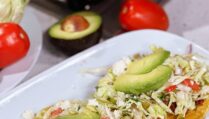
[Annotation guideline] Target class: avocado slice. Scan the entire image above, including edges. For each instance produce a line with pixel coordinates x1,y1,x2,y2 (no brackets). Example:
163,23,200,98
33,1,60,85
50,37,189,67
55,108,100,119
114,65,172,94
126,50,170,74
48,11,102,55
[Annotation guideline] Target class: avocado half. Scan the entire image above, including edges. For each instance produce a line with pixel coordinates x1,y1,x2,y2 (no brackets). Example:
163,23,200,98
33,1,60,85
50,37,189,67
48,11,102,55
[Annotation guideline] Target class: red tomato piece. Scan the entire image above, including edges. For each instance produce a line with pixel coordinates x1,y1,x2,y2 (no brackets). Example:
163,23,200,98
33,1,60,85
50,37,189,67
119,0,169,31
101,116,110,119
182,78,200,91
165,85,177,92
50,108,63,117
0,23,30,68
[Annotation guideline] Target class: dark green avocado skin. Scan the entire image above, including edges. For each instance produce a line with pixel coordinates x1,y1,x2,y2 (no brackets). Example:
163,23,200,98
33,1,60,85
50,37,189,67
49,26,102,56
66,0,104,10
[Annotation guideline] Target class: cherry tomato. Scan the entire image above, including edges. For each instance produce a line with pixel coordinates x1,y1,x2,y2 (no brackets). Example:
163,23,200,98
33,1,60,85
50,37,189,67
119,0,169,31
165,85,177,92
182,78,200,91
0,23,30,68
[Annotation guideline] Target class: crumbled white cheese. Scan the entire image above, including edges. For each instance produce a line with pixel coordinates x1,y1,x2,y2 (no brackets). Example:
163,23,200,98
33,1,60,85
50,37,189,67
116,99,126,107
112,57,131,76
176,91,186,101
22,110,34,119
116,92,126,107
201,86,209,95
54,100,70,110
114,110,122,119
133,109,143,119
169,76,187,85
177,84,192,92
88,99,99,106
105,106,114,119
175,67,182,75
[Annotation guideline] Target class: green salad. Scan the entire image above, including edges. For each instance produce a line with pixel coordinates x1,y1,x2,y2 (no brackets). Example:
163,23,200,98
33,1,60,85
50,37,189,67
23,47,209,119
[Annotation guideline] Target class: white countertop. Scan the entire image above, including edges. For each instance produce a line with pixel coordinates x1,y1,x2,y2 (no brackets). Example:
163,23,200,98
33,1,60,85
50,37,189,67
26,0,209,80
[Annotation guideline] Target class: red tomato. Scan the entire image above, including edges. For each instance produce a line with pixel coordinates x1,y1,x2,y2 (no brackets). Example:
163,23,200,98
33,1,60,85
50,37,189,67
101,116,110,119
0,23,30,68
119,0,169,31
50,108,63,117
182,79,200,91
165,85,177,92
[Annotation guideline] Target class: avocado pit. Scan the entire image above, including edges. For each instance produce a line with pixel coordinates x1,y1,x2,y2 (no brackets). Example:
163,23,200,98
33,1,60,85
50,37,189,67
61,15,89,33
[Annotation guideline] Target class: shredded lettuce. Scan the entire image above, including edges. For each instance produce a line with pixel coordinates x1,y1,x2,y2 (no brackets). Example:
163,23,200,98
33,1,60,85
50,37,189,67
151,93,173,114
168,92,176,108
147,104,166,119
0,0,29,23
194,67,207,84
175,91,195,116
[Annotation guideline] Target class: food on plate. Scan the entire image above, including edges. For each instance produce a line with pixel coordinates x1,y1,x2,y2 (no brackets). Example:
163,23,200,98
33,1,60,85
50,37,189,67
119,0,169,31
48,11,102,55
55,108,100,119
126,49,170,74
0,0,29,23
0,23,30,68
114,65,172,94
24,46,209,119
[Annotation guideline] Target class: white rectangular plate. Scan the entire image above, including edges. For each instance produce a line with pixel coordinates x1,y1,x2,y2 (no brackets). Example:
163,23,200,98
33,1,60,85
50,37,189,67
0,30,209,119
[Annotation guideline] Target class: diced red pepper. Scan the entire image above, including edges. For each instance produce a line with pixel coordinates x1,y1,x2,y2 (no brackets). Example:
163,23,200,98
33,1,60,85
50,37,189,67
165,85,177,92
50,107,63,117
182,78,200,91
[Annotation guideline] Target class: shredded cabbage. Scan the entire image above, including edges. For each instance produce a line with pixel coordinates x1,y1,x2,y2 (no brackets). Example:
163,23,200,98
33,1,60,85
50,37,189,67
147,104,166,119
151,93,173,114
0,0,29,23
175,91,195,116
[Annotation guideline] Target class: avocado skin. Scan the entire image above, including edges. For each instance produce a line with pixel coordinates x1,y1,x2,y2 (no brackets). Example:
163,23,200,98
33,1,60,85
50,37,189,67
66,0,104,10
49,26,102,56
55,108,100,119
126,50,170,74
114,65,172,94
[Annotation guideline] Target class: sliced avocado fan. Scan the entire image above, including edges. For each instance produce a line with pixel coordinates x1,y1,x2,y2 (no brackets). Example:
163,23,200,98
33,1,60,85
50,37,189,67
126,50,170,74
114,65,172,94
55,108,100,119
